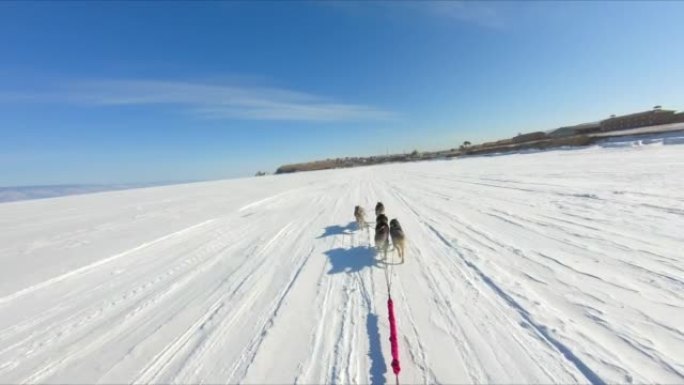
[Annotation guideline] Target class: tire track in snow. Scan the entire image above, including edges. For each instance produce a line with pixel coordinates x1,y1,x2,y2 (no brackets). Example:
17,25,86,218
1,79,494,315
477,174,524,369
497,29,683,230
224,245,316,383
134,280,265,384
314,182,370,385
422,222,578,381
411,190,647,299
487,208,682,284
391,182,580,383
134,222,296,384
202,181,332,384
1,226,243,379
9,209,282,382
296,183,370,384
1,226,228,342
330,274,353,384
488,210,684,299
398,177,681,383
238,188,302,212
198,193,330,383
0,218,220,306
372,180,444,384
327,233,359,385
422,221,607,385
295,236,339,384
390,184,489,384
394,276,438,385
16,226,250,384
588,311,684,380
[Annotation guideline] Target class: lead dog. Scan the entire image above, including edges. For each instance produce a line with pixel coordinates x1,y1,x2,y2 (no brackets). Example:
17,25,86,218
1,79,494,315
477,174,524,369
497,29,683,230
375,214,389,258
354,205,367,229
375,202,385,217
390,218,406,263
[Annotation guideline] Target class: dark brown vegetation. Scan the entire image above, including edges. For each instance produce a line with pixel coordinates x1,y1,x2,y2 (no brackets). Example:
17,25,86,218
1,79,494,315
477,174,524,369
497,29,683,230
274,106,684,174
462,135,595,156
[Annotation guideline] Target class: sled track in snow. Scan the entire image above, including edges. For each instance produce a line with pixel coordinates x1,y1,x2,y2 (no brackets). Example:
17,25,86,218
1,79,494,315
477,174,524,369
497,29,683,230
425,222,607,385
0,218,219,306
1,143,683,384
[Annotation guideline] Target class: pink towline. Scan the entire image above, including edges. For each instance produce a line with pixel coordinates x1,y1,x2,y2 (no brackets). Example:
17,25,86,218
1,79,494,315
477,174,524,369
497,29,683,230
387,297,401,376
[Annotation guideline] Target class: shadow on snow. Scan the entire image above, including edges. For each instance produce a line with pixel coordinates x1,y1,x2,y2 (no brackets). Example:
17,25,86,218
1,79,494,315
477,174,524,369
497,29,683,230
317,221,358,239
324,246,378,274
367,313,387,385
320,223,388,383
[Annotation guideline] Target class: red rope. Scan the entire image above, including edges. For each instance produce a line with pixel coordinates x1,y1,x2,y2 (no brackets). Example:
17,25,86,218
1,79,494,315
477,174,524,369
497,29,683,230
387,297,401,377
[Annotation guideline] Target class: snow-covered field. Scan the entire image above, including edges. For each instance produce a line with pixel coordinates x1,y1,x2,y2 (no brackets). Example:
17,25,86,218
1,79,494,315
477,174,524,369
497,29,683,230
0,183,171,204
1,137,683,384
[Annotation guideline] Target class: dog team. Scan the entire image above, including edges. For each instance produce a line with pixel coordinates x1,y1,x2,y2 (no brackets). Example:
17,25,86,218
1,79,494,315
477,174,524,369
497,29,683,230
354,202,405,263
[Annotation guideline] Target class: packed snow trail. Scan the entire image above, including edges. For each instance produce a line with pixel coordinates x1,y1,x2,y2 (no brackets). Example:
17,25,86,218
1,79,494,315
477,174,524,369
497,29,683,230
1,139,683,384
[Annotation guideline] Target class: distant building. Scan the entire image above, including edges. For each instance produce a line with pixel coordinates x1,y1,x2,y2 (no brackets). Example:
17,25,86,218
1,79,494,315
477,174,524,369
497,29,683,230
600,107,677,131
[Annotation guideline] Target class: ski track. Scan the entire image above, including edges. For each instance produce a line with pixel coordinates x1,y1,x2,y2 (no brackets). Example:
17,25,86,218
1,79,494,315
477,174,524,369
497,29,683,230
1,142,683,384
0,218,219,306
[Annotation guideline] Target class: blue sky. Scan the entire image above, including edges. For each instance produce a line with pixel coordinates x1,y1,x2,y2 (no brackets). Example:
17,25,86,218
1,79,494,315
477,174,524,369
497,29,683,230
1,1,683,186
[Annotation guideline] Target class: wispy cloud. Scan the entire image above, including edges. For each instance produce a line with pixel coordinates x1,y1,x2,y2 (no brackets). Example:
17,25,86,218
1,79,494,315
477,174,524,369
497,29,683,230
325,1,505,29
0,79,396,122
416,2,505,29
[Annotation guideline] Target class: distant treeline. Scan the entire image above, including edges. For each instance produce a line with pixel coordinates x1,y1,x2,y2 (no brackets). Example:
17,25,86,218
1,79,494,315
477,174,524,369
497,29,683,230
274,106,684,174
275,150,456,174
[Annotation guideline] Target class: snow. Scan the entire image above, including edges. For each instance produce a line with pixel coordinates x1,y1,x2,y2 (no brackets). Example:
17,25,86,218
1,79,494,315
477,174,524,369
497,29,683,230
591,122,684,138
1,138,683,384
0,183,170,204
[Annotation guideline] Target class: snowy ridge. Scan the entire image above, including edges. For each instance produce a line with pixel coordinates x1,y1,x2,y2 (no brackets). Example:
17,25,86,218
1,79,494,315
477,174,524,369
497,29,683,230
0,142,683,383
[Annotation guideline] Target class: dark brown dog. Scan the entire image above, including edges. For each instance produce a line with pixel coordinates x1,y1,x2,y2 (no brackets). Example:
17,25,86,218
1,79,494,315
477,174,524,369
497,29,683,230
375,202,385,217
375,214,390,258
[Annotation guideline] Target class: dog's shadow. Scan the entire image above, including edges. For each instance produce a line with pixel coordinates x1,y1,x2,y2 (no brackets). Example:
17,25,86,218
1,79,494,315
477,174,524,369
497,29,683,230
317,221,357,239
325,246,379,274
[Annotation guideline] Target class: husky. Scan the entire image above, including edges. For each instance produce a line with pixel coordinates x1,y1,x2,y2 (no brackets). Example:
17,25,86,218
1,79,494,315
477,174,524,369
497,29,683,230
376,214,388,226
354,205,367,229
390,218,406,263
375,214,390,258
375,202,385,217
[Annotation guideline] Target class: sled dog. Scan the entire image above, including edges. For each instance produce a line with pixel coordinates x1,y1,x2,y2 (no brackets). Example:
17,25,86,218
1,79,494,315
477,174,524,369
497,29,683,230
354,205,366,229
375,202,385,217
375,214,390,258
376,214,388,226
390,219,406,263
